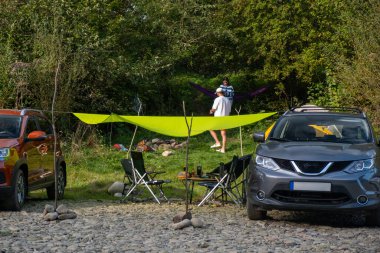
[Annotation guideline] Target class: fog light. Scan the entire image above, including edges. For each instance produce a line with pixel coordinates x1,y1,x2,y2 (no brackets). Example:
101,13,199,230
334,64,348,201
256,190,265,200
357,195,368,205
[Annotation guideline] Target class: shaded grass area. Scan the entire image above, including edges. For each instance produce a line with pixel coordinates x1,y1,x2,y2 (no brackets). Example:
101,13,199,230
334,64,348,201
31,123,270,202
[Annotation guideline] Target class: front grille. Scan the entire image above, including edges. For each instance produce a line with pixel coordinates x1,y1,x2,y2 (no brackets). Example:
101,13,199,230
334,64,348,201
0,171,5,184
294,161,328,174
272,159,353,174
273,158,294,172
272,190,350,205
328,161,352,173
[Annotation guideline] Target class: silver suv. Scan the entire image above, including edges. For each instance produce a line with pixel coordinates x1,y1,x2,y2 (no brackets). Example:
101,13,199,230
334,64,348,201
247,106,380,226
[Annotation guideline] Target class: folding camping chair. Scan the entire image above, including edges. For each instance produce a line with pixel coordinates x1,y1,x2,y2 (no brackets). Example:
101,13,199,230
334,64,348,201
121,151,171,204
198,155,240,206
197,154,252,206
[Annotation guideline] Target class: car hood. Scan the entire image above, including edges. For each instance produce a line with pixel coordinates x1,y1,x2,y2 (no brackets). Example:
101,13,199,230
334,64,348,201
257,141,378,161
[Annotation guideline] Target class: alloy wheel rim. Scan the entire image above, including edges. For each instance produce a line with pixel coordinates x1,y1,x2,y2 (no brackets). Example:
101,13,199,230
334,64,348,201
57,168,64,196
16,174,25,205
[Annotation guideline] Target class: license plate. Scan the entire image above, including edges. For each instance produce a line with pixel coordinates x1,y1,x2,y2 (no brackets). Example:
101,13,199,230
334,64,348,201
290,181,331,192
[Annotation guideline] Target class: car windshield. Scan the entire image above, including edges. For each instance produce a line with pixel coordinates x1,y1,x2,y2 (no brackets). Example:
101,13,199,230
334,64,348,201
0,116,22,138
270,115,372,144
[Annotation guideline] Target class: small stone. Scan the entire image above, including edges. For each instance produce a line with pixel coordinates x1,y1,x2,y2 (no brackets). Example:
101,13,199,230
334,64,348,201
173,211,192,223
171,219,192,230
108,181,125,194
56,204,69,214
43,204,54,215
158,144,171,151
191,218,204,228
162,150,173,157
114,192,123,198
44,212,58,221
151,138,161,144
58,212,77,220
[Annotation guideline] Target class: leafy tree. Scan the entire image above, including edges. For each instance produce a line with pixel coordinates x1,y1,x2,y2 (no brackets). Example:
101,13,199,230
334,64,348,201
334,0,380,127
228,0,348,108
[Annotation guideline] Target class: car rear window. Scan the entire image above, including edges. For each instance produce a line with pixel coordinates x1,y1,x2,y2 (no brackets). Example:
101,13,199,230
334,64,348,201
270,115,372,143
0,115,22,138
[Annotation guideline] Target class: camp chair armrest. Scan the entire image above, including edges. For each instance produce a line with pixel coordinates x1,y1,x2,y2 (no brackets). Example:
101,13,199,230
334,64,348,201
146,170,165,174
146,171,165,179
206,172,219,178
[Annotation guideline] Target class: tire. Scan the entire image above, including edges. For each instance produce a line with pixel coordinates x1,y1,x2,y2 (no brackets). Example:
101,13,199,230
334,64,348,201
366,209,380,227
247,201,267,220
5,169,26,211
46,164,65,200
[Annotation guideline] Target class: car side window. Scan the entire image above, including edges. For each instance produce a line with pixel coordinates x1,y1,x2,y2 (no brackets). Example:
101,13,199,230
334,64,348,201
25,117,39,136
36,117,53,135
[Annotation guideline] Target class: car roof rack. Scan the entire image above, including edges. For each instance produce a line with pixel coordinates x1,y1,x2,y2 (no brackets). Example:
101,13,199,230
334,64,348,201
286,106,364,116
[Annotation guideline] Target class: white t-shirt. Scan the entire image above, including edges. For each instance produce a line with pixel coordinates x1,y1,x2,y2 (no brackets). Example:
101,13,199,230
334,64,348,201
212,96,231,116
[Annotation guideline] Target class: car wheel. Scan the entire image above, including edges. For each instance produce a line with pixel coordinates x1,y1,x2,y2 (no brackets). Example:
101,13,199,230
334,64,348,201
366,209,380,227
5,169,26,211
247,201,267,220
46,164,65,200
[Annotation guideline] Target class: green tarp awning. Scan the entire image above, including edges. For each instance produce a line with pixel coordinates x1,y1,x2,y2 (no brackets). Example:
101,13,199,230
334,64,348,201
73,112,276,137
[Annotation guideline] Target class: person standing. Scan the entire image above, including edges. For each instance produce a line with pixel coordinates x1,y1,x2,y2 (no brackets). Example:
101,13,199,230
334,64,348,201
219,77,234,104
209,87,231,153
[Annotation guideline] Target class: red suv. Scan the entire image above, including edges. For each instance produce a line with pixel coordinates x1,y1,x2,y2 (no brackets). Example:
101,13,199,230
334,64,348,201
0,109,66,210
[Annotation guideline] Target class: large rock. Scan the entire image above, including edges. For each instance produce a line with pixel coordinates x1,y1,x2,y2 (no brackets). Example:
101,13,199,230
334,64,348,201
108,181,125,194
114,192,123,198
58,212,77,220
56,204,69,214
172,211,192,223
44,212,58,221
171,219,192,230
191,218,204,228
43,204,54,215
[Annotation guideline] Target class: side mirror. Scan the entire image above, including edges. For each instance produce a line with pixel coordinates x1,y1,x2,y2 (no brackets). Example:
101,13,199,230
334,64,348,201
253,132,265,143
25,130,47,142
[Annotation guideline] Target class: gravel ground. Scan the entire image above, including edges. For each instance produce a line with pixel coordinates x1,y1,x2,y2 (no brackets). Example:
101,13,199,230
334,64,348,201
0,199,379,253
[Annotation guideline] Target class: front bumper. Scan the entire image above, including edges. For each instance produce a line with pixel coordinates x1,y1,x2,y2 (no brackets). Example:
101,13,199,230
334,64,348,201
247,160,380,211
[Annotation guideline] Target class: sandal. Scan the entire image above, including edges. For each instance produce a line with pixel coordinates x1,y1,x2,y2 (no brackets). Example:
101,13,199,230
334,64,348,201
210,143,221,148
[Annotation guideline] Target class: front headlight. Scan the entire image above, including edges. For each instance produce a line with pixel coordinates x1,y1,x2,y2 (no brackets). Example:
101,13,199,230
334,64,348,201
0,148,10,160
255,155,280,171
344,159,374,174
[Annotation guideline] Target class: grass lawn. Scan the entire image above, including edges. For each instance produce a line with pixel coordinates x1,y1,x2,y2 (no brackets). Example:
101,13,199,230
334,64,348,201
30,123,271,202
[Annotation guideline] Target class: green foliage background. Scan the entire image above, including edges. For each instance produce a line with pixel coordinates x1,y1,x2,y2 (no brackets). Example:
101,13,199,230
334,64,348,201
0,0,379,128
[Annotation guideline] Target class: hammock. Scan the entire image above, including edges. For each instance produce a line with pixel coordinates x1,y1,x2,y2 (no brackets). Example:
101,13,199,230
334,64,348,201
73,112,276,137
189,82,270,101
